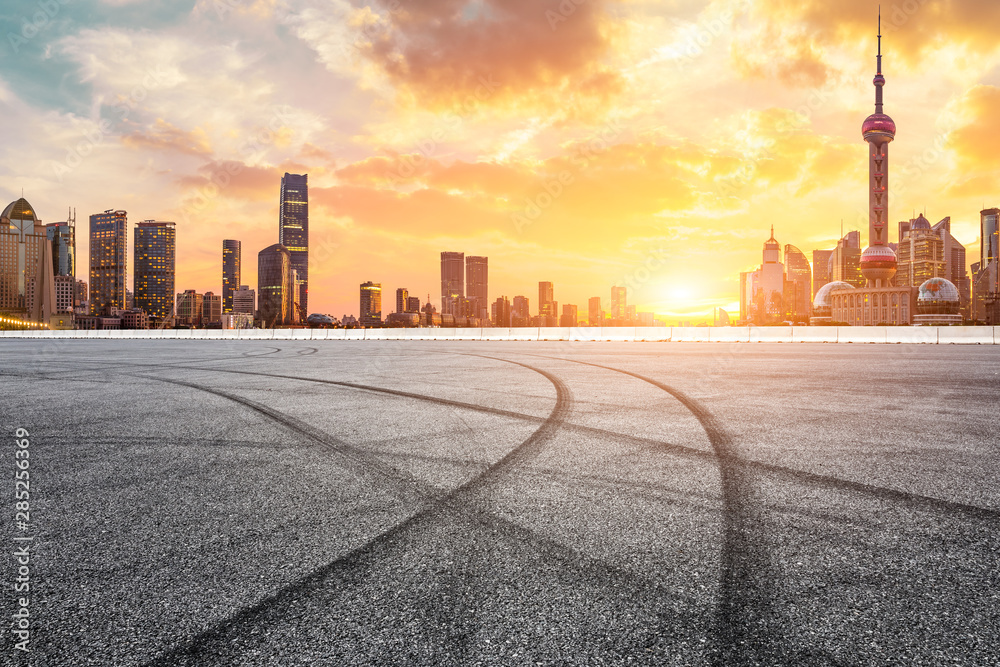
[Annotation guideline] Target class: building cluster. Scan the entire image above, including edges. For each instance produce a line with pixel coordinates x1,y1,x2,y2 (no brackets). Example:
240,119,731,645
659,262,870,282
740,23,996,327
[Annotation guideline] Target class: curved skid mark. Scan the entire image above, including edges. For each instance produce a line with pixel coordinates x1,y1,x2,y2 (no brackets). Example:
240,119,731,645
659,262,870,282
241,346,281,358
139,354,649,665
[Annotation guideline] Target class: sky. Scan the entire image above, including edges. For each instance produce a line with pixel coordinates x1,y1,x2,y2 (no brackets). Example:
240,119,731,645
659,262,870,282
2,0,999,324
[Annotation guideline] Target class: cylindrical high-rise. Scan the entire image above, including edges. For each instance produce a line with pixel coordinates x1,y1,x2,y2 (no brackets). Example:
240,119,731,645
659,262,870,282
222,239,241,313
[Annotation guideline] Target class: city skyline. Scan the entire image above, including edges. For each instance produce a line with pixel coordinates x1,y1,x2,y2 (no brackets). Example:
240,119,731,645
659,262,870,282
2,3,999,323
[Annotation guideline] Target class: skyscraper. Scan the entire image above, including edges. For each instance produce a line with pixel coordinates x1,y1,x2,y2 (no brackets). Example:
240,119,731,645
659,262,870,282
784,244,812,321
258,244,293,327
233,285,255,315
46,213,75,278
466,255,488,318
134,221,176,324
406,295,421,313
560,304,578,327
610,285,626,321
396,287,408,314
538,281,554,318
222,239,241,313
811,249,833,297
492,296,511,327
279,173,308,319
512,295,530,326
360,282,382,326
441,251,464,316
588,296,602,325
972,208,999,323
89,209,128,314
0,197,46,316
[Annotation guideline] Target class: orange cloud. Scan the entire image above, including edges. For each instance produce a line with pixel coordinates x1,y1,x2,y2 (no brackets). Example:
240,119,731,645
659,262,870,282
122,119,212,156
177,160,282,202
357,0,624,114
945,85,1000,196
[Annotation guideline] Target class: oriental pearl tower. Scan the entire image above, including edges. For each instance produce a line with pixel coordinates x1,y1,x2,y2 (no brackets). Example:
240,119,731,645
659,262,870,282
860,11,897,287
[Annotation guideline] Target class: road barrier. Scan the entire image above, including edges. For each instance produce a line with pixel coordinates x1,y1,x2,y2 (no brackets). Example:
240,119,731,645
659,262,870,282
3,326,999,343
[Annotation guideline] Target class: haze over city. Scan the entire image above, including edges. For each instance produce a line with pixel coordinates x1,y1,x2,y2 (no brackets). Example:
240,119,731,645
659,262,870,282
3,0,1000,323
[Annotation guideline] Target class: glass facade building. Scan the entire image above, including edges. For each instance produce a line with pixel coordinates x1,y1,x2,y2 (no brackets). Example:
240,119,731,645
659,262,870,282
258,244,293,327
89,210,128,314
465,255,488,319
440,251,464,317
222,239,241,313
134,221,176,323
0,197,46,315
279,173,308,319
46,220,75,278
360,281,382,326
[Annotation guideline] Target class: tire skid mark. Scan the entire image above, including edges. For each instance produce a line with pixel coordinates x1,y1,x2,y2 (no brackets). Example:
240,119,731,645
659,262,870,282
241,346,281,357
138,356,678,665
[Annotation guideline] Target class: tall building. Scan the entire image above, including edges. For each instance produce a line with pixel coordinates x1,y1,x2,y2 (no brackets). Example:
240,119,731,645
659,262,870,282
279,173,308,319
811,249,833,298
46,212,75,278
0,197,47,316
175,290,204,327
492,296,511,327
896,214,969,316
784,244,812,321
511,295,530,326
233,285,255,315
396,287,408,314
538,281,554,320
610,286,626,321
745,227,786,324
202,291,222,326
830,231,863,287
258,244,293,327
588,296,603,326
134,221,176,324
222,239,241,313
828,19,914,326
89,209,128,314
972,207,1000,323
466,255,488,319
440,251,464,316
560,304,578,327
406,295,421,313
360,282,382,326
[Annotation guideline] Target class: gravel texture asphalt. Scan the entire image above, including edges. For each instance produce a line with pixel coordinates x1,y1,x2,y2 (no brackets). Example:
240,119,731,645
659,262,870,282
1,340,998,666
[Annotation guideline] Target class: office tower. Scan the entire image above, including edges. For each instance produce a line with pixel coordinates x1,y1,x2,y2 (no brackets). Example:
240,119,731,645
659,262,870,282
258,244,293,327
538,281,554,318
360,282,382,326
972,208,1000,323
396,287,409,314
625,305,636,322
89,209,128,314
784,244,812,320
511,295,530,326
610,286,626,320
406,295,421,313
233,285,255,315
560,304,578,327
441,251,464,316
466,255,488,318
811,249,832,298
0,197,47,315
175,290,204,327
279,173,308,319
46,211,75,277
222,239,241,313
492,296,511,327
202,292,222,326
134,221,176,324
830,231,863,287
588,296,602,325
745,227,785,324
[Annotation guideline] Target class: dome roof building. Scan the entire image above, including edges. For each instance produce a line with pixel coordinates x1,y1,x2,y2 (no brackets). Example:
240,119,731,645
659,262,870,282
914,277,962,325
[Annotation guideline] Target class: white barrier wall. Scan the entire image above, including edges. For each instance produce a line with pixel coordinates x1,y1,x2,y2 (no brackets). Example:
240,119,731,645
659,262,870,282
3,326,999,343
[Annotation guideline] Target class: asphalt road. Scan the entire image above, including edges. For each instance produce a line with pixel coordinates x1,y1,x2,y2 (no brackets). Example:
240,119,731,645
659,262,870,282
1,340,998,666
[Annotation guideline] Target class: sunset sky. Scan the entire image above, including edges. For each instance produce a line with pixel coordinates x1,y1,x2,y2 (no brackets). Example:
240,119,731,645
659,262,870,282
2,0,999,323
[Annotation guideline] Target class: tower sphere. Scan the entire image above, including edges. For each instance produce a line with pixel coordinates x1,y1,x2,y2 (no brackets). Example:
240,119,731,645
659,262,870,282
860,244,897,283
862,113,896,142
